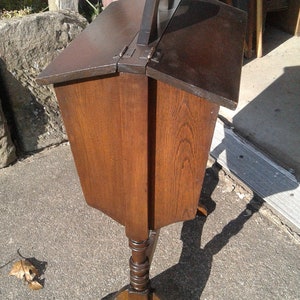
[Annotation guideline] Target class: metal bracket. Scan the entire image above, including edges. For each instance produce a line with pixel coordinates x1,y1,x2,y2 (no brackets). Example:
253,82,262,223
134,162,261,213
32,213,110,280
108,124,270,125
123,48,136,59
113,45,134,60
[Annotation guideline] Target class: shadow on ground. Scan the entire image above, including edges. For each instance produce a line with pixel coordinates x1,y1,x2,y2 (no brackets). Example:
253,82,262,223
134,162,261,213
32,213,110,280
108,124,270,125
151,164,263,299
101,164,262,300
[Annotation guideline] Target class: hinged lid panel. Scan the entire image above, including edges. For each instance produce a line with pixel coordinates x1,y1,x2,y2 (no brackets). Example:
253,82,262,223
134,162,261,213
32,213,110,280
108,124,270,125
146,0,247,109
37,0,145,85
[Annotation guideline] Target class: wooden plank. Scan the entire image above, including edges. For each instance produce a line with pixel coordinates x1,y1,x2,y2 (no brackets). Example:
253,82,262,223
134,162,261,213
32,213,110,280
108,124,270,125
211,120,300,230
48,0,79,11
151,81,219,229
256,0,263,57
54,73,149,241
268,0,300,36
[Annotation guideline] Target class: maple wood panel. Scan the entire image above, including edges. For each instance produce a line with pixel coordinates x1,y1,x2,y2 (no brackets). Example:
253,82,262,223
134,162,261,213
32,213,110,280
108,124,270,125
151,81,219,229
54,73,149,241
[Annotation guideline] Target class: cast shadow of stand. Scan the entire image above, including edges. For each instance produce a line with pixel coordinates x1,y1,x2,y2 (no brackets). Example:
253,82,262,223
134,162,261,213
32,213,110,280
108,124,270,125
151,164,263,300
102,164,262,300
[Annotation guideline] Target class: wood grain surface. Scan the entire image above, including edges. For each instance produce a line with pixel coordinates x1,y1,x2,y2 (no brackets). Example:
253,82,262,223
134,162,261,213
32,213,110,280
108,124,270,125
54,74,220,238
55,73,149,241
151,81,219,229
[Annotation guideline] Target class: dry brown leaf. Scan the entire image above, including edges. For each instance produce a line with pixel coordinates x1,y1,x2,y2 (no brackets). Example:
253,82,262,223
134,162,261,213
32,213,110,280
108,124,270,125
8,252,46,291
9,260,39,282
28,280,43,290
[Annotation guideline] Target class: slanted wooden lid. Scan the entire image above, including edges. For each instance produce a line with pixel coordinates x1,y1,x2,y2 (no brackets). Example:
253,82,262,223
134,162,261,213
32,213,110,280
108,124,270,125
37,0,246,109
37,0,146,85
146,0,247,109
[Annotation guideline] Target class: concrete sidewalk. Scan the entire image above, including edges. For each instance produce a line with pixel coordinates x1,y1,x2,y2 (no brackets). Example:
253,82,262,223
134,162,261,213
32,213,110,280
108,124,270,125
220,26,300,181
215,26,300,233
0,144,299,299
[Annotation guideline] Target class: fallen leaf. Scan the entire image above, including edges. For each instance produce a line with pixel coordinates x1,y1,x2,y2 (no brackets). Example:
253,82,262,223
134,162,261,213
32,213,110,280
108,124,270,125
28,280,43,290
9,260,39,281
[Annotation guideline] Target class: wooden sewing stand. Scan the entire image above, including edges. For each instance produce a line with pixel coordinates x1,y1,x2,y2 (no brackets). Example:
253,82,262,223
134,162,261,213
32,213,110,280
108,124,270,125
37,0,246,298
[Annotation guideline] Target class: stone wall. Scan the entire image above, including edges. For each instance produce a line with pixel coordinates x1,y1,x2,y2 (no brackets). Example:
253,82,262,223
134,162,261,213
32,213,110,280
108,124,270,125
0,11,87,167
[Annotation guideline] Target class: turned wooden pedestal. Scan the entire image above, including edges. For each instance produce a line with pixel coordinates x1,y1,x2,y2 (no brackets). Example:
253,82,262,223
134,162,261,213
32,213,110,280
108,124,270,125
37,0,246,298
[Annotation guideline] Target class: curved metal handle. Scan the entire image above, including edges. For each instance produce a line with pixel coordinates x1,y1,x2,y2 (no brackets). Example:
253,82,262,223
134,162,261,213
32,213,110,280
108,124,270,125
137,0,160,45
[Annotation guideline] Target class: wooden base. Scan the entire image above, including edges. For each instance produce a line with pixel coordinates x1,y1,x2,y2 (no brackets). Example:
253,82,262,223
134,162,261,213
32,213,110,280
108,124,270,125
114,286,160,300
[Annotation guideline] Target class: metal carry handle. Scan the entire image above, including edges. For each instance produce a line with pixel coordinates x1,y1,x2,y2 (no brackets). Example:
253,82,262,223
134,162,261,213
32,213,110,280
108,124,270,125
137,0,177,45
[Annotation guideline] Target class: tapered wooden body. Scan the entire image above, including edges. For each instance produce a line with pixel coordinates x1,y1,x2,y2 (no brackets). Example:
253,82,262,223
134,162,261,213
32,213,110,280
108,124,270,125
54,73,219,241
37,0,246,296
38,0,246,241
